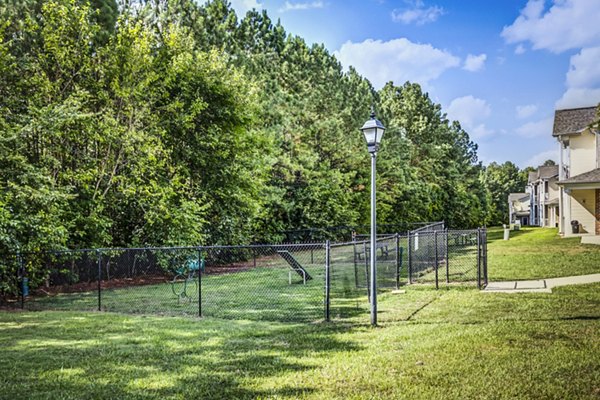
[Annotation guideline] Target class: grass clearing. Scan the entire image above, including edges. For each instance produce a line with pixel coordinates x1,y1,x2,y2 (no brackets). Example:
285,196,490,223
1,283,599,399
487,226,600,280
1,227,599,399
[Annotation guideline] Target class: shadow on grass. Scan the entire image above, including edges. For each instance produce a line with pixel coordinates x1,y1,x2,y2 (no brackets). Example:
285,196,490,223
0,311,363,399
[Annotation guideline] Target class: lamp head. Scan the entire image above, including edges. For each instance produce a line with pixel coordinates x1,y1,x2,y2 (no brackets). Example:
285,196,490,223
360,108,386,154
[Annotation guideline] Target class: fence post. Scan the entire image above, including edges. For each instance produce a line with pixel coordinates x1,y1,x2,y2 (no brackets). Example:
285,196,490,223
353,232,359,288
363,242,370,299
96,249,102,311
198,247,202,318
395,233,400,290
325,240,331,322
17,251,24,309
253,248,256,269
407,232,412,284
434,231,439,290
445,229,450,284
476,228,482,289
483,228,488,287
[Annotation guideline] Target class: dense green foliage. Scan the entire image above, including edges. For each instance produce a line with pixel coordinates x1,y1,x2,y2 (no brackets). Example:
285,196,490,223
1,0,527,258
481,161,528,225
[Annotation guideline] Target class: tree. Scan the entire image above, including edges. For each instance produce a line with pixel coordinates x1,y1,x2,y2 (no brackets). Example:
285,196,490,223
482,161,527,225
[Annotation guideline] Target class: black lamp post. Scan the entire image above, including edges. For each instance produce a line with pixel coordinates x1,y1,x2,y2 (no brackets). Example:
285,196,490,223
360,108,385,326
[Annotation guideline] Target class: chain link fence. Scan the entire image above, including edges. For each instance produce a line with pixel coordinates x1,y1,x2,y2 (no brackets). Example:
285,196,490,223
407,229,487,287
1,225,487,323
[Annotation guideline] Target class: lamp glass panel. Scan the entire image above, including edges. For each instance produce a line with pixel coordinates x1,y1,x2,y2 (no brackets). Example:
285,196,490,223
375,127,384,144
362,127,377,145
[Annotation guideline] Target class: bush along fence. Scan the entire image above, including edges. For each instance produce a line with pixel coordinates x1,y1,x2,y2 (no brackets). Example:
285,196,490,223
1,225,487,323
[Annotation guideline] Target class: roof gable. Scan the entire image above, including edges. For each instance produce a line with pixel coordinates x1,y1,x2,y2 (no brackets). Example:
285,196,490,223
528,165,558,182
508,193,529,202
539,165,558,179
552,106,598,137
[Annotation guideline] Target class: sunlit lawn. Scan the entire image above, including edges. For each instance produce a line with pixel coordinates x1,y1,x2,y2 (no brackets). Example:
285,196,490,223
1,227,599,399
487,226,600,280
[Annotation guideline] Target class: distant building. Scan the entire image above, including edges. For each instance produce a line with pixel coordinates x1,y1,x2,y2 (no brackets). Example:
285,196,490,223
508,192,530,226
554,106,600,243
526,165,559,227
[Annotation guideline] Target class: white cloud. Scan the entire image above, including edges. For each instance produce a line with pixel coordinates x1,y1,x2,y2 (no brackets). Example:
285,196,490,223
229,0,262,15
391,0,444,25
556,88,600,109
565,47,600,89
501,0,600,53
516,104,538,119
446,95,493,139
503,3,600,111
463,53,487,72
515,117,553,138
555,46,600,108
278,1,324,12
525,149,558,168
334,38,460,89
515,44,526,55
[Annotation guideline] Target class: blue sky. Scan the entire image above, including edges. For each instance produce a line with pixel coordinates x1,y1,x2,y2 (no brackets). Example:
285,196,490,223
227,0,600,168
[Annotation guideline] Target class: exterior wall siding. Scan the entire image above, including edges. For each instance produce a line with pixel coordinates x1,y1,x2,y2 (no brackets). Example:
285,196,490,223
570,189,596,234
548,178,560,201
570,133,596,176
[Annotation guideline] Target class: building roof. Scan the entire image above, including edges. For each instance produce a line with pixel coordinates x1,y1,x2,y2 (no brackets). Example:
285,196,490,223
559,168,600,184
552,106,598,137
508,192,529,202
528,165,559,183
539,165,559,179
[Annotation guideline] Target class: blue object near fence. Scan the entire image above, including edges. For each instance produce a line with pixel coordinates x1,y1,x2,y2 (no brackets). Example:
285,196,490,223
21,278,29,297
176,258,204,275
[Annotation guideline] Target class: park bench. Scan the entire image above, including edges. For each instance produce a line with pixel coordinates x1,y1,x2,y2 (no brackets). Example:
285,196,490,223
277,250,312,284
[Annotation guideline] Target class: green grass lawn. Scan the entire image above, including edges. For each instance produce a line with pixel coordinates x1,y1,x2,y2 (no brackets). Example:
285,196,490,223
27,265,327,323
487,226,600,280
1,227,599,399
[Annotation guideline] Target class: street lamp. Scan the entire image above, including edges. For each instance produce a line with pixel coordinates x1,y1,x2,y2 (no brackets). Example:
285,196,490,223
360,108,385,326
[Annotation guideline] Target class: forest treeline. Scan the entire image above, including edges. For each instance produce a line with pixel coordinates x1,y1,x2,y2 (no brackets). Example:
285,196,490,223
0,0,531,253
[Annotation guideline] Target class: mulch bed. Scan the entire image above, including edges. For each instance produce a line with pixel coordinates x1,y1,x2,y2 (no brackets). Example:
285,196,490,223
1,256,284,301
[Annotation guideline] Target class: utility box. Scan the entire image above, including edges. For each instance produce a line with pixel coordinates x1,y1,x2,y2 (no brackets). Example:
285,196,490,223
503,224,510,240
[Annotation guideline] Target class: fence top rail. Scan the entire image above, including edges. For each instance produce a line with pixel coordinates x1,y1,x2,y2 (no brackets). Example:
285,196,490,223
332,234,398,248
10,228,486,258
353,233,405,238
410,221,445,234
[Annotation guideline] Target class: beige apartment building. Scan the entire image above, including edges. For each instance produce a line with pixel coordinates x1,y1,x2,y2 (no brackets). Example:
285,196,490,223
508,192,530,226
554,106,600,243
527,165,559,227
